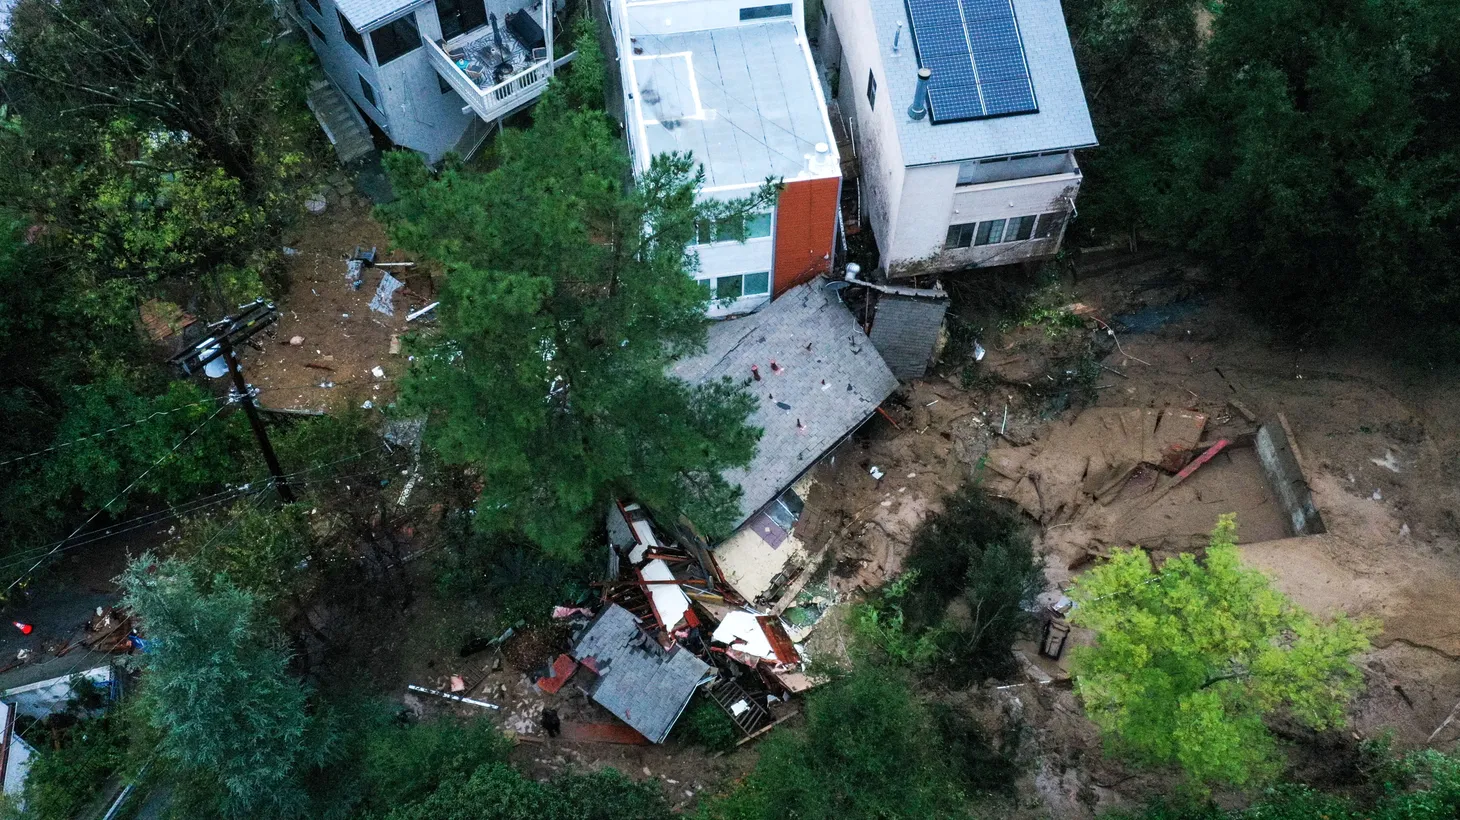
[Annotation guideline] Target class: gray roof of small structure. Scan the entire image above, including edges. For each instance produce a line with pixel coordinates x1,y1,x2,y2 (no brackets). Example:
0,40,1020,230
869,293,950,380
333,0,424,31
571,604,711,743
672,281,898,528
870,0,1097,165
629,22,835,187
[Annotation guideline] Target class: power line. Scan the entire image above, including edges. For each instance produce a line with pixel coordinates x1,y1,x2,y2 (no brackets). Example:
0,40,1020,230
0,397,228,469
0,485,272,576
3,403,232,596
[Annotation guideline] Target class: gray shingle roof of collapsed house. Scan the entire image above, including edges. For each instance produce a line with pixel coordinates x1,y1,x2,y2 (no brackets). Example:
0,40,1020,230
629,22,835,187
869,294,950,380
672,281,899,529
869,0,1096,165
333,0,424,31
571,604,711,743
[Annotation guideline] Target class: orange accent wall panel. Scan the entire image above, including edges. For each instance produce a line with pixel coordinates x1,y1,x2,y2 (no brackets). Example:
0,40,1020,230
772,176,841,298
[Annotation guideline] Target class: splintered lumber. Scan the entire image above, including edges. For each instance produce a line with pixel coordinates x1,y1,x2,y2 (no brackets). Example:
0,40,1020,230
1114,439,1230,528
1228,398,1258,423
406,684,499,710
1173,438,1230,482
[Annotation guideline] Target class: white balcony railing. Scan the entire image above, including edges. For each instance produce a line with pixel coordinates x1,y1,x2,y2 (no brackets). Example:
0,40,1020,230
425,34,575,123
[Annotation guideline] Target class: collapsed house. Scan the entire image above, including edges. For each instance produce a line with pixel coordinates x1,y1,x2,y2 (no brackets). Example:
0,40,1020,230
670,280,899,606
527,280,898,743
564,604,714,744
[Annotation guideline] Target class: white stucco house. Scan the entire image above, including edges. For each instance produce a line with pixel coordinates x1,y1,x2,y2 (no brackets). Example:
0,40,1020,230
607,0,843,317
817,0,1095,275
287,0,573,162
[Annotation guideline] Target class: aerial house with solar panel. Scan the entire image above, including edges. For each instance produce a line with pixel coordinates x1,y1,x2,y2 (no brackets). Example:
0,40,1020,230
608,0,844,317
816,0,1096,274
288,0,575,163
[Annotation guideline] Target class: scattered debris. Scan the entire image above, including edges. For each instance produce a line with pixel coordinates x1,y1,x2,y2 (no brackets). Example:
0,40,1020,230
1371,450,1402,473
405,683,500,710
369,273,404,315
407,301,440,322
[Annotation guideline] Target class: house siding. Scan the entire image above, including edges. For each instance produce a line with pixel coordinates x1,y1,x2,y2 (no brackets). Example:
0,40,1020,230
772,176,840,297
302,0,483,162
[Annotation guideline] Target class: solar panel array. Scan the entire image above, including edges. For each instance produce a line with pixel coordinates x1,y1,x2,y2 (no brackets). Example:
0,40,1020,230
903,0,1037,122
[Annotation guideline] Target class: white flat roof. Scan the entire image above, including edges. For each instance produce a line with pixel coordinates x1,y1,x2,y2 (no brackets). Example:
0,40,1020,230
628,22,837,189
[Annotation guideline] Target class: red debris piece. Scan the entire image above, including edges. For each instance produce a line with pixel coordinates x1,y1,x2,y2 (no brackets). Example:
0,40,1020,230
536,654,579,694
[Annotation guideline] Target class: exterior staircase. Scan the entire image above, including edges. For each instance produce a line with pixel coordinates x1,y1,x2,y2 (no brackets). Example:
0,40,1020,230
707,678,771,737
307,80,373,165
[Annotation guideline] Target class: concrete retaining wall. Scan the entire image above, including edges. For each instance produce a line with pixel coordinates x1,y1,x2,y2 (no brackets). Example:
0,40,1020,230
1255,421,1326,536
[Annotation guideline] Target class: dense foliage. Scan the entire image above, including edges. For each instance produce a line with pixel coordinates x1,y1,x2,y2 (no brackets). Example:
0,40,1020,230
1069,515,1373,789
384,764,672,820
0,0,320,581
380,80,767,556
16,703,134,820
1119,748,1460,819
1070,0,1460,354
701,668,986,819
120,555,339,817
853,484,1042,682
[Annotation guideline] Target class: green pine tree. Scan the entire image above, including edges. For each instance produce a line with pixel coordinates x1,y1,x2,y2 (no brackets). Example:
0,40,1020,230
379,90,770,557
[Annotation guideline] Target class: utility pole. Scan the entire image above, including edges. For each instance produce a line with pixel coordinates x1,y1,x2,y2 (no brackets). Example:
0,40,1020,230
219,335,295,502
170,299,294,503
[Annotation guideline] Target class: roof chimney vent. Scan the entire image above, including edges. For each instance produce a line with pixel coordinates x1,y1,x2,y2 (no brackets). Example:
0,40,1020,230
907,68,931,121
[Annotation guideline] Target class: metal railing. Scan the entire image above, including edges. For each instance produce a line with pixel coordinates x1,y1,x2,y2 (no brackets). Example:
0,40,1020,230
424,34,575,122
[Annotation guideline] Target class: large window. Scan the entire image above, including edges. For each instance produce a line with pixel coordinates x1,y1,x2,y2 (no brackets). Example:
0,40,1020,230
944,211,1067,250
340,12,368,60
308,20,327,42
358,74,378,108
1006,214,1036,242
370,15,421,65
435,0,487,40
1033,211,1066,239
866,70,877,109
301,0,321,16
695,211,773,245
975,219,1005,246
699,272,771,302
740,3,792,20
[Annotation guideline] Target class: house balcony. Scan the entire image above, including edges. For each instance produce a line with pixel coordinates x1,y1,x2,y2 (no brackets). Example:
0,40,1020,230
425,7,575,124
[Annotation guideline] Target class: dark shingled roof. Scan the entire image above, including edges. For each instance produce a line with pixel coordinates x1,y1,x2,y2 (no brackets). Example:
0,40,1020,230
869,294,950,380
570,605,712,743
673,281,898,529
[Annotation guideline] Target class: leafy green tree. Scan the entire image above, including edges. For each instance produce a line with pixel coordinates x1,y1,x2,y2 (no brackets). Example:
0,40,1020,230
1114,748,1460,819
1062,0,1205,243
1069,515,1372,788
384,763,671,820
380,90,766,557
1140,0,1460,353
120,555,338,818
562,16,607,111
854,484,1042,682
1,0,316,210
175,502,324,612
354,716,513,813
18,708,132,820
701,668,972,819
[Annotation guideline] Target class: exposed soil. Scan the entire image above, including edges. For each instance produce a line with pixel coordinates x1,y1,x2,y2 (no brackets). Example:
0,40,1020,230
250,192,1460,815
244,197,438,412
784,250,1460,816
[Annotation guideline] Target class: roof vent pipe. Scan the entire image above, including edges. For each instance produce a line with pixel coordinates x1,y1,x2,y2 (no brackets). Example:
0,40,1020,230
892,22,903,53
907,68,931,120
